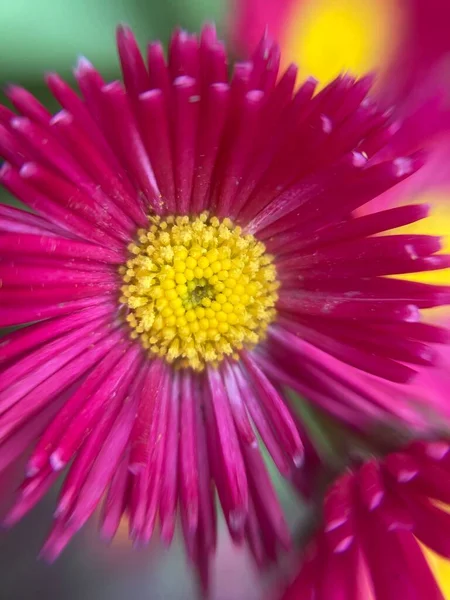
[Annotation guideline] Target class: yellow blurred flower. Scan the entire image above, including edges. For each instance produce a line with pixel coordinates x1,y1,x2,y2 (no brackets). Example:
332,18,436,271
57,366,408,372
280,0,405,86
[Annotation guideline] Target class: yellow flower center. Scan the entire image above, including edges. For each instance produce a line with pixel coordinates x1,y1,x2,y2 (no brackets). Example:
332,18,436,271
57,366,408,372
119,213,279,370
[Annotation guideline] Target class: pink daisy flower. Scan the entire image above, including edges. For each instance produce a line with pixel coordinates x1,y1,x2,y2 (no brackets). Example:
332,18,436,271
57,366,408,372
0,23,449,586
279,438,450,600
230,0,450,104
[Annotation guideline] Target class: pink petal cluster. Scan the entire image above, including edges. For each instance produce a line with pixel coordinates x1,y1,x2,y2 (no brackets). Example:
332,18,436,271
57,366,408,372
281,439,450,600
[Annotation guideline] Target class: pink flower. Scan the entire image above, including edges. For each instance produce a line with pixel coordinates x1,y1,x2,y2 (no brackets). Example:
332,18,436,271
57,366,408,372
279,439,450,599
230,0,450,173
230,0,450,98
0,23,449,589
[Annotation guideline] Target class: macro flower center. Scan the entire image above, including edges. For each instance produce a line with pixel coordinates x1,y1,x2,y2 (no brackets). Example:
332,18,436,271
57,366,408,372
119,213,279,370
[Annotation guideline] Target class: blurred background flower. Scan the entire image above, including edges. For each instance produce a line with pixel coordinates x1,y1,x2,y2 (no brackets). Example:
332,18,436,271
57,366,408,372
279,439,450,600
232,0,403,83
230,0,450,96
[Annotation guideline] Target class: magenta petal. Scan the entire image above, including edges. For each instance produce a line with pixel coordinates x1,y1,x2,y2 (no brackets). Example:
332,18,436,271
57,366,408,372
0,301,114,366
100,81,162,214
215,89,264,219
395,530,445,600
241,352,303,467
358,514,422,600
100,453,130,542
408,461,450,505
206,367,248,539
128,359,165,542
138,90,176,213
222,361,257,447
179,371,200,545
269,325,429,428
384,452,420,483
40,520,78,564
191,82,229,214
0,163,121,248
0,295,115,328
0,233,124,263
27,333,129,475
158,371,181,545
0,316,115,413
230,65,298,221
192,375,217,555
0,398,62,475
146,42,171,100
402,494,450,558
49,341,139,475
232,359,291,475
50,110,145,227
172,76,199,215
116,25,151,109
317,540,358,600
376,491,415,532
244,496,270,568
168,29,200,81
242,442,291,551
357,460,385,511
6,84,51,124
0,329,121,445
46,70,116,166
264,203,429,254
53,345,142,522
19,159,132,241
140,368,172,545
323,472,353,532
4,468,59,527
0,203,64,236
0,124,33,168
325,517,355,554
280,545,320,600
59,360,145,537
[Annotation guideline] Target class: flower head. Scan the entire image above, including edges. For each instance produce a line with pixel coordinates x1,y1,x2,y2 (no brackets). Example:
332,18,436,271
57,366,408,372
0,23,449,587
280,439,450,600
232,0,405,85
230,0,450,94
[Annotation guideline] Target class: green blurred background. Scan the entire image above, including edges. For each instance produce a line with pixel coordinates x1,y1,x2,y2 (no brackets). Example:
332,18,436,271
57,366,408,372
0,0,227,80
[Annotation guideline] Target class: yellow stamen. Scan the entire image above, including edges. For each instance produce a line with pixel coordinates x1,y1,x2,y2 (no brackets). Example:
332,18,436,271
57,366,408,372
120,212,279,370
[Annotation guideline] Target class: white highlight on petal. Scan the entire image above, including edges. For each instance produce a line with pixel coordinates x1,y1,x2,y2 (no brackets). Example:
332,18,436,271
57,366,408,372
393,157,413,177
50,451,65,472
